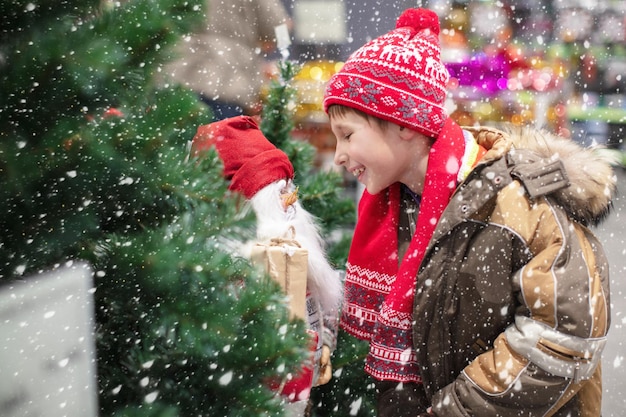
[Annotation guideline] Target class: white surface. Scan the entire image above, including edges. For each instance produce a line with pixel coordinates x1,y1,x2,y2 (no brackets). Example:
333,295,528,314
0,261,98,417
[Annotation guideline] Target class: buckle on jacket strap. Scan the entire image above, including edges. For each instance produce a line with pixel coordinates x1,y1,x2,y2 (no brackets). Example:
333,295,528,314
508,154,570,198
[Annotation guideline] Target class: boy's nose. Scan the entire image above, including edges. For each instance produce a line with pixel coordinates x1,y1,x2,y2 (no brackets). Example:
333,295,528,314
333,147,347,166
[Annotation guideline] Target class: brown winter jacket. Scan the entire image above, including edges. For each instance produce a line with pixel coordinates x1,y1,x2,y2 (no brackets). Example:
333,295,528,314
413,125,615,416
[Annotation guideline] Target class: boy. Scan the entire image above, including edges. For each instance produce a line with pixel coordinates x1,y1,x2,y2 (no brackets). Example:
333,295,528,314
323,8,615,417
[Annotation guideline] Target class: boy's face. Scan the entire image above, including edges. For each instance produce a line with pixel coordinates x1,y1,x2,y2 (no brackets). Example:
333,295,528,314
330,111,426,195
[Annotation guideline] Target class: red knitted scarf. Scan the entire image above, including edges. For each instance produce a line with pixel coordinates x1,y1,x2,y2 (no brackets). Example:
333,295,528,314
340,118,468,382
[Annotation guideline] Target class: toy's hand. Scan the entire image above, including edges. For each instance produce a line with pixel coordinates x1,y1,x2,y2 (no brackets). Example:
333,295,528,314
315,345,332,386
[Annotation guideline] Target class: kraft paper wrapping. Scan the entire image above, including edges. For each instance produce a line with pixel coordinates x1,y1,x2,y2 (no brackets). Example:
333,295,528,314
250,237,308,320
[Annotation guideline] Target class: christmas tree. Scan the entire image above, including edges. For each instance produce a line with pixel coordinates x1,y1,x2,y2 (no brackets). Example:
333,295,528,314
0,0,377,415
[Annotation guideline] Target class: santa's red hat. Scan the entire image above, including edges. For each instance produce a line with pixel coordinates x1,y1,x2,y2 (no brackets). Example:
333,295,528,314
190,116,294,199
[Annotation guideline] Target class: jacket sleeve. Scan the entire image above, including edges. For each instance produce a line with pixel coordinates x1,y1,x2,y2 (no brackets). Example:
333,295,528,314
431,182,610,416
322,312,338,352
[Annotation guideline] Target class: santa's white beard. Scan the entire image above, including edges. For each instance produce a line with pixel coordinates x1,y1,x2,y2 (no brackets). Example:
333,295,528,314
245,180,343,319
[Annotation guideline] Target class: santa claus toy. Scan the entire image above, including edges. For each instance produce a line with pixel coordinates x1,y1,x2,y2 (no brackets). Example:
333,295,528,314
190,115,342,416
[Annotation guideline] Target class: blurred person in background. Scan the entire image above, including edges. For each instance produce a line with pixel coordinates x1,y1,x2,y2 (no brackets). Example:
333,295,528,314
166,0,291,120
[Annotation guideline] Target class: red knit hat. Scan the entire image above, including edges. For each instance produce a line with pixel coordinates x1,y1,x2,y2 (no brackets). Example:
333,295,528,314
323,8,449,138
190,116,294,199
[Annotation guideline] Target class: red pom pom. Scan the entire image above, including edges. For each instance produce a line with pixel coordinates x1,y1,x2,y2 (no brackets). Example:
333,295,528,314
396,8,440,35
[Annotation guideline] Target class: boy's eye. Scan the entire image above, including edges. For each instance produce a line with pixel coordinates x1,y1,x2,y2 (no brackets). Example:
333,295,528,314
343,133,352,141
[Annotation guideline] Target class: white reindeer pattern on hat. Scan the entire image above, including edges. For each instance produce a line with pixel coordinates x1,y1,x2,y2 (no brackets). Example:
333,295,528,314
380,43,421,64
424,55,448,83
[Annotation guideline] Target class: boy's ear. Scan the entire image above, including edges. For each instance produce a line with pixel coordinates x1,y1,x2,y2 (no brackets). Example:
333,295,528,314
398,125,425,142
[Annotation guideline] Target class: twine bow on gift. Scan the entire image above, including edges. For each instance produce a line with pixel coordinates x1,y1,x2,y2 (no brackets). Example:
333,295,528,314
267,226,300,255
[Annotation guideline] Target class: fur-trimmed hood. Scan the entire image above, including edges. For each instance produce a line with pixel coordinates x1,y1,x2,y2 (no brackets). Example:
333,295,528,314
466,125,617,227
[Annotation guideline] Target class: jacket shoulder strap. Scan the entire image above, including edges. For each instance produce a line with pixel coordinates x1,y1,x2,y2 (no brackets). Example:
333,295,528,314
506,151,570,198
